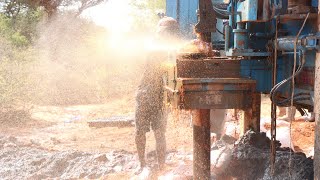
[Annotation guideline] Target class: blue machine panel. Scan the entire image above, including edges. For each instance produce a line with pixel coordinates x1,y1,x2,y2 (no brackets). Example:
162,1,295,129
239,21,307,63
312,0,318,7
240,60,272,93
166,0,317,99
166,0,225,40
166,0,178,20
179,0,198,38
236,0,258,22
166,0,198,38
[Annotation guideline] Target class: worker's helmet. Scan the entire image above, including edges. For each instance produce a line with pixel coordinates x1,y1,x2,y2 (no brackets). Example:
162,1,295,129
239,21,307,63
156,17,180,40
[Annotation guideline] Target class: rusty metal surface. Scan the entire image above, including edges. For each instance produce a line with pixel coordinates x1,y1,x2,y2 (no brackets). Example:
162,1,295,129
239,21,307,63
279,13,318,21
182,91,253,109
314,3,320,178
177,59,240,78
177,52,209,60
192,109,211,179
195,0,216,35
174,78,256,110
179,78,256,85
242,92,261,134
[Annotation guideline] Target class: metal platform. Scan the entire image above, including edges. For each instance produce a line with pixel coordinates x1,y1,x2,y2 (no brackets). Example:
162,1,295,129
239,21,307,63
165,77,260,179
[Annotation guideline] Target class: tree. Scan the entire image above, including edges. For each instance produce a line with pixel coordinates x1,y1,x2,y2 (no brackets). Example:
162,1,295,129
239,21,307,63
0,0,106,20
73,0,105,17
1,0,29,19
0,8,42,46
146,0,165,10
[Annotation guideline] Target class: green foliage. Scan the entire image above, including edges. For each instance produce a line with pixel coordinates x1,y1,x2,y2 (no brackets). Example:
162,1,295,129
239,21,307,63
0,8,43,46
129,0,166,33
146,0,165,10
10,31,28,46
0,36,36,112
0,2,40,117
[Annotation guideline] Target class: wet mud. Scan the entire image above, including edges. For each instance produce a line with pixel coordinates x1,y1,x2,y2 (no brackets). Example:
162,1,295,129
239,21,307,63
0,136,138,179
0,131,314,179
222,131,314,180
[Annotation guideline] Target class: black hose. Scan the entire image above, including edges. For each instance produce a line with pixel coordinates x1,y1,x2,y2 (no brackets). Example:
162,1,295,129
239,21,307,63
270,50,305,105
216,28,225,36
297,108,308,116
277,96,311,106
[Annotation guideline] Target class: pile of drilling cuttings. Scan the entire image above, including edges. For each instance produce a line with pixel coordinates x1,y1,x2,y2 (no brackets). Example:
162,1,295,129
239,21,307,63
213,130,314,180
0,131,313,179
0,135,138,179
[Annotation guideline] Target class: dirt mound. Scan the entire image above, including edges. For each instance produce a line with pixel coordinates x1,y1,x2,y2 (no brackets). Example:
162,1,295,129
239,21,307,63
0,135,195,179
0,135,138,179
224,131,314,180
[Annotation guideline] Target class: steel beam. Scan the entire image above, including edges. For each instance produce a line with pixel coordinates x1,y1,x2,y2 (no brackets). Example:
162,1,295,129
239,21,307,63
242,92,261,135
193,109,211,179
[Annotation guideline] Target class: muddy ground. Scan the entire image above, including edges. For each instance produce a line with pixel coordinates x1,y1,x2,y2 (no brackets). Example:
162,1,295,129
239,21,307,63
0,96,315,179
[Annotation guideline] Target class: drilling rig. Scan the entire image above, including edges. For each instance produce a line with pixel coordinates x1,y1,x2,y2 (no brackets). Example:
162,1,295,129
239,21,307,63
164,0,319,179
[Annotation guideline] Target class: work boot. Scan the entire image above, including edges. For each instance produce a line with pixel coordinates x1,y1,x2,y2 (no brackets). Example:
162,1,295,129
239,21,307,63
304,112,315,122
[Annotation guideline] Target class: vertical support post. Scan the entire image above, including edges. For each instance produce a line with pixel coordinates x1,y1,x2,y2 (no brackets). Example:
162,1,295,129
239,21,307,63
225,25,230,51
242,92,261,135
314,2,320,179
193,109,211,179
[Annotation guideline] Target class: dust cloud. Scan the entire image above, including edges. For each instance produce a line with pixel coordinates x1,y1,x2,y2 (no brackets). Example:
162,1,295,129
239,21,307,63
32,0,181,106
0,1,198,179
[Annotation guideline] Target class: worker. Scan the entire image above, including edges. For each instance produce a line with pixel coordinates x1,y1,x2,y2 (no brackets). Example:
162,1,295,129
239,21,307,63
134,16,179,173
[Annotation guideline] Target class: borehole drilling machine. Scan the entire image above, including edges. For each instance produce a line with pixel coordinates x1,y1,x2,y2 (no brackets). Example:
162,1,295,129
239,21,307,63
163,0,320,179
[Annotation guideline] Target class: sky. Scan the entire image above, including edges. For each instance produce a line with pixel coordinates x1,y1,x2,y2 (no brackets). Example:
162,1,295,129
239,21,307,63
81,0,135,33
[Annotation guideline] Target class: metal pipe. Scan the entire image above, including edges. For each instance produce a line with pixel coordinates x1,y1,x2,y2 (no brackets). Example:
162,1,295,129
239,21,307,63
225,25,230,51
277,37,302,51
193,109,211,179
233,27,249,49
270,16,279,175
263,0,271,21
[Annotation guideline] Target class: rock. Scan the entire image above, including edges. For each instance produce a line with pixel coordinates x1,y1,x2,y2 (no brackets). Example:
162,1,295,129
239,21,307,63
94,154,108,162
3,142,17,148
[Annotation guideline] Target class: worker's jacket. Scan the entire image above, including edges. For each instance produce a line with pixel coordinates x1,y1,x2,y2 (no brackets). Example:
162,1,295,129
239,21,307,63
136,51,167,112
